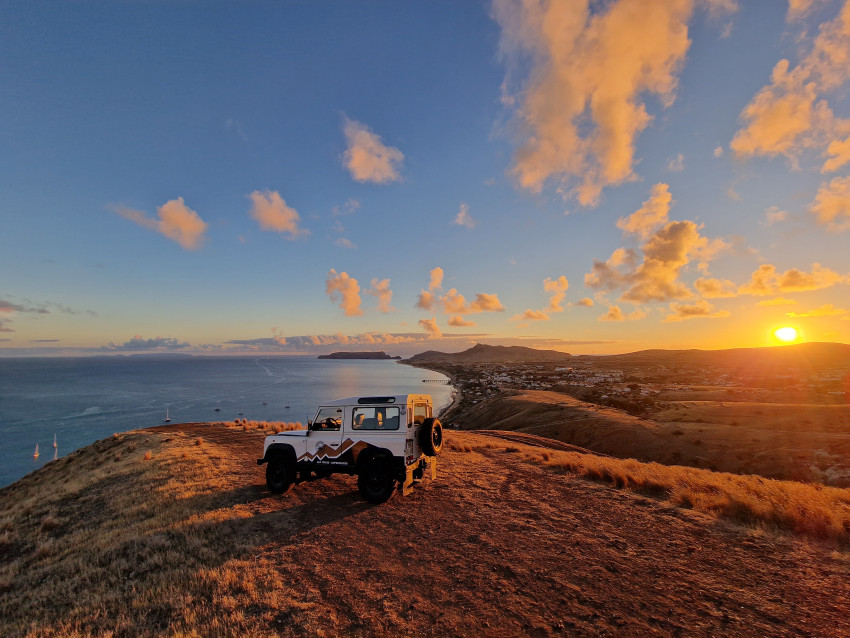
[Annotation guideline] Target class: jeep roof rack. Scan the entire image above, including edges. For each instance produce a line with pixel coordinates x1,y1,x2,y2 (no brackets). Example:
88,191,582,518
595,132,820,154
357,396,396,404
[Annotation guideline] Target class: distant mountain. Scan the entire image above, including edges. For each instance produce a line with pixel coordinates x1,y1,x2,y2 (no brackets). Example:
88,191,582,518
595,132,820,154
318,351,400,360
590,342,850,370
405,341,850,370
404,343,572,364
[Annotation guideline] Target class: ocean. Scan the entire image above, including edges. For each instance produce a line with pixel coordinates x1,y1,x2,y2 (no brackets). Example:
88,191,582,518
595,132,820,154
0,356,453,488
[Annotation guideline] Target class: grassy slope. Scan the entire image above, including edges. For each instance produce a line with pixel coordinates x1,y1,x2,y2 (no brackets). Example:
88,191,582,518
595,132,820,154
452,389,850,485
1,424,849,636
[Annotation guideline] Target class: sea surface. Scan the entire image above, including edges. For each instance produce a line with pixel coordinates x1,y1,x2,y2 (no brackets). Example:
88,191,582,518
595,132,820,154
0,356,453,488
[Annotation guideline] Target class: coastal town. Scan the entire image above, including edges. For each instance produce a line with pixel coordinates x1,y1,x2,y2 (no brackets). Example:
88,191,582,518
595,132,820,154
408,348,850,424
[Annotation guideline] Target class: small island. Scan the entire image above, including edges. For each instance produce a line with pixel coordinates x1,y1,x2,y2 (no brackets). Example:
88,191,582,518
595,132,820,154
317,351,401,360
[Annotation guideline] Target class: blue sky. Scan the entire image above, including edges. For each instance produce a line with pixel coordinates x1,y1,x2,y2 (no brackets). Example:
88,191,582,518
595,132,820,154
2,0,850,356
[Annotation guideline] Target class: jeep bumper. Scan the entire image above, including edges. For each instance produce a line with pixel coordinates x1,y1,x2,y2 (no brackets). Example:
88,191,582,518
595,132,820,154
401,455,436,496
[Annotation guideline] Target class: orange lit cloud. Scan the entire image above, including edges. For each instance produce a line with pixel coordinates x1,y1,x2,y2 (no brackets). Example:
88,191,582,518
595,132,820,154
823,134,850,172
810,175,850,231
694,277,737,298
543,276,570,311
365,278,394,313
428,267,444,291
431,286,506,327
448,315,477,327
788,0,826,21
587,220,728,303
598,305,646,322
514,275,569,321
738,262,847,295
325,269,363,316
663,299,731,322
762,206,788,227
415,290,436,311
452,202,477,229
616,183,672,239
439,289,505,315
416,267,444,311
247,190,308,239
113,197,208,250
575,297,595,307
786,303,850,317
342,117,404,184
512,309,550,322
494,0,724,205
418,318,442,339
731,2,850,166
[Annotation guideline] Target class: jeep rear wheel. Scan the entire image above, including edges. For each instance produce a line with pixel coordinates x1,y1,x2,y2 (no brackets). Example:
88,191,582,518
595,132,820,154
358,460,396,504
420,417,444,456
266,456,294,494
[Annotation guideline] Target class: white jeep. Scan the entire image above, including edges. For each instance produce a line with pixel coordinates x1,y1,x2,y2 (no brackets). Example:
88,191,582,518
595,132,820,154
257,394,443,504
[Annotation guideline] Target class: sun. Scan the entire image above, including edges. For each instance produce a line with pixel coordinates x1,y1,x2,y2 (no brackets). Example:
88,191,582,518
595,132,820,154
774,326,798,343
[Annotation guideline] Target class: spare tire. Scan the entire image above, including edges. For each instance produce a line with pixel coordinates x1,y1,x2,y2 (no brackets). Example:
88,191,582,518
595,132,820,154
420,417,444,456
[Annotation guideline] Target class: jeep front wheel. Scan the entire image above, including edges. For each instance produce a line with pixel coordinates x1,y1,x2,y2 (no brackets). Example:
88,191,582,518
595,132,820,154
420,417,444,456
358,460,396,504
266,456,294,494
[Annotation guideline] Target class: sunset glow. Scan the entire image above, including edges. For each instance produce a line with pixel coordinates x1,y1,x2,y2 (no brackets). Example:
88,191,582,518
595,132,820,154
774,327,799,343
1,2,849,357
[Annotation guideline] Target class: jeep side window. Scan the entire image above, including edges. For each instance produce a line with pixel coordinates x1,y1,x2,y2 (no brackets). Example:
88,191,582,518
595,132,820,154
352,406,400,430
413,403,428,425
311,407,342,431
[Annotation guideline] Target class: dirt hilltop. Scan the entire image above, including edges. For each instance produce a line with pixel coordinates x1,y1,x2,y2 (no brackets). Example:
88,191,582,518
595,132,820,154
1,422,848,637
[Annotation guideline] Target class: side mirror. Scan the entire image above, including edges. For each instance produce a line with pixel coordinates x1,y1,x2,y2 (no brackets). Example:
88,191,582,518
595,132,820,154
307,420,312,428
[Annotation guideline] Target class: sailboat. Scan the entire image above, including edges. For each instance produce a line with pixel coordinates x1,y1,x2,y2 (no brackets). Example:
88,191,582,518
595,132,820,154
164,408,171,423
52,434,57,448
33,443,39,459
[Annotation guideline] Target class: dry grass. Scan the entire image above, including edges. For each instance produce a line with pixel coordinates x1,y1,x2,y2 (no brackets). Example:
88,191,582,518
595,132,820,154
0,429,254,636
225,419,304,434
511,446,850,545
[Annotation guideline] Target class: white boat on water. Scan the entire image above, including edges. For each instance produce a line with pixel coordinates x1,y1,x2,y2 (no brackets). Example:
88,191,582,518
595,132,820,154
52,434,57,448
164,409,171,423
33,443,39,459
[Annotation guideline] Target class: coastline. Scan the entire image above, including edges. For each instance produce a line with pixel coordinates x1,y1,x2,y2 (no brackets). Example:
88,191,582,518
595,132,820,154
399,360,462,421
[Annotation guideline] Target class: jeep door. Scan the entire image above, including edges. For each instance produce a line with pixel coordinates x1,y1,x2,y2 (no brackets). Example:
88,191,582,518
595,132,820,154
308,406,344,460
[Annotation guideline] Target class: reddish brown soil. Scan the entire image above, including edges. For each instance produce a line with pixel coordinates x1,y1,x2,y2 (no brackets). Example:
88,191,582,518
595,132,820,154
150,422,850,637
